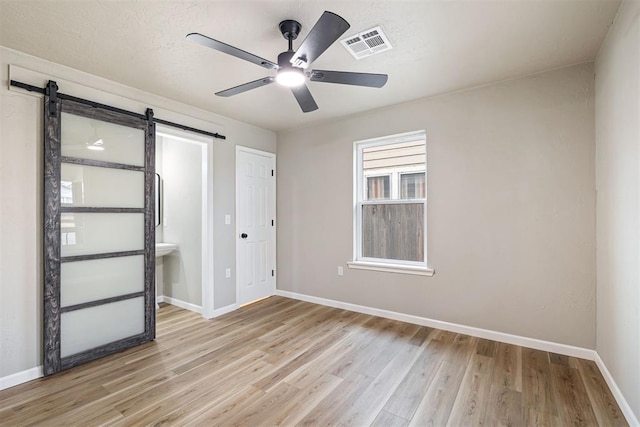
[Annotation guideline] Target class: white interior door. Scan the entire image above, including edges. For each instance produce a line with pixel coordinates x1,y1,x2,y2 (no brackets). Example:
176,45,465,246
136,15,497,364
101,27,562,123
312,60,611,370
236,146,276,306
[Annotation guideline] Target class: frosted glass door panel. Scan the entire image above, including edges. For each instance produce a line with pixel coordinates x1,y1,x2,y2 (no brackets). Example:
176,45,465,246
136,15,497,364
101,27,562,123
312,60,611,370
61,213,144,256
60,297,145,358
61,256,144,306
61,164,144,208
61,112,144,166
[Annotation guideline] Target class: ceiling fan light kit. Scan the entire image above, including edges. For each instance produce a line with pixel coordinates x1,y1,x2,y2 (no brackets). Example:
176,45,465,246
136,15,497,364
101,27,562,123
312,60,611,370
186,11,388,113
276,51,305,87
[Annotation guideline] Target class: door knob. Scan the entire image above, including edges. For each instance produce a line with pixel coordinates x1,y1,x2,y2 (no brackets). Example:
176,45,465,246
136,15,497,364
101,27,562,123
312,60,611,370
240,233,248,239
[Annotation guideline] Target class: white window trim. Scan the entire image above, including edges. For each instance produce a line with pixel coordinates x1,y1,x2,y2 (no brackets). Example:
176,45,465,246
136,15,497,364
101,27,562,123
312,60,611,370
352,130,433,275
347,261,434,276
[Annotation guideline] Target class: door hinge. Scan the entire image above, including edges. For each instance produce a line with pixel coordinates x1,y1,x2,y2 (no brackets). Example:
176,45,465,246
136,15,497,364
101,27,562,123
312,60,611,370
271,169,274,177
271,219,274,226
272,270,275,277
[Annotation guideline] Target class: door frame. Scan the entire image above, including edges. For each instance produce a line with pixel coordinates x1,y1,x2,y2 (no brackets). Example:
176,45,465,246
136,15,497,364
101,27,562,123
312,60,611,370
155,126,216,319
235,145,277,306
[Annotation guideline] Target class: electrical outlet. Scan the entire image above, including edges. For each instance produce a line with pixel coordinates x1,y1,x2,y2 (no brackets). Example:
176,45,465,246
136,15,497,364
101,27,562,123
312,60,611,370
225,268,231,278
338,266,344,276
225,214,231,225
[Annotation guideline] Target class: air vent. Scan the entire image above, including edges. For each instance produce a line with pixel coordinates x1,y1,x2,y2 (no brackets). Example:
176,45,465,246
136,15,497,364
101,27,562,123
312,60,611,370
340,26,392,60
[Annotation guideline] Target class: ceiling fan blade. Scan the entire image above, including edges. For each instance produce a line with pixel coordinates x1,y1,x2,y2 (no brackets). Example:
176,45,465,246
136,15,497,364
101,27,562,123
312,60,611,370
309,70,388,88
216,77,275,97
186,33,278,70
290,11,350,69
290,84,318,112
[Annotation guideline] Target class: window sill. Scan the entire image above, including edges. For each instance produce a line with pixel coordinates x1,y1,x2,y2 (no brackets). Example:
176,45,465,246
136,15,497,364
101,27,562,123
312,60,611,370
347,261,435,276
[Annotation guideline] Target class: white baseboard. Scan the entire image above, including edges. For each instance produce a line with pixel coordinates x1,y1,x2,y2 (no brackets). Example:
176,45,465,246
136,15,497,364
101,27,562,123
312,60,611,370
275,290,594,359
161,296,202,314
0,365,43,391
210,303,238,318
594,353,640,426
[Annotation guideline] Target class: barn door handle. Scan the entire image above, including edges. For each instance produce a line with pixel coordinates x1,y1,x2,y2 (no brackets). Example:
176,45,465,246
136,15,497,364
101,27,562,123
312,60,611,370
240,233,248,239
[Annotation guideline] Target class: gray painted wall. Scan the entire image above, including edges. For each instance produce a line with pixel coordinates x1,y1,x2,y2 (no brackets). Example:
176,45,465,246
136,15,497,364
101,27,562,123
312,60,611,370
277,63,596,349
0,46,276,378
595,0,640,420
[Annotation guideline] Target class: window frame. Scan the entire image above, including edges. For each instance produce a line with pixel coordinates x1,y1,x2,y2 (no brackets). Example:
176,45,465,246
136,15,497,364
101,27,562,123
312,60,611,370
350,130,434,276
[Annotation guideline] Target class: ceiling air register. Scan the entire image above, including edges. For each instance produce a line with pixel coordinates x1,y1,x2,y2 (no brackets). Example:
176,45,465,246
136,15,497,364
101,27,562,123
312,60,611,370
340,26,393,60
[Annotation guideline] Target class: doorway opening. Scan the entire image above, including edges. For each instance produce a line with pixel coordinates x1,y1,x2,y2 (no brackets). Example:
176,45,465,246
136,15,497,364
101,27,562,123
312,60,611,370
155,127,215,318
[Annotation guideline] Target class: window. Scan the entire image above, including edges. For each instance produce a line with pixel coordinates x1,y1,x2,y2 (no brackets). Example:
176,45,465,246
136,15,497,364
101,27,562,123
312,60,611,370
400,172,425,199
349,131,433,275
366,175,390,200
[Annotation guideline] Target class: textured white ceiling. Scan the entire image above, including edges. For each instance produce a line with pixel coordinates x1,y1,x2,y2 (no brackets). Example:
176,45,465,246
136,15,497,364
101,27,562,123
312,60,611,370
0,0,620,131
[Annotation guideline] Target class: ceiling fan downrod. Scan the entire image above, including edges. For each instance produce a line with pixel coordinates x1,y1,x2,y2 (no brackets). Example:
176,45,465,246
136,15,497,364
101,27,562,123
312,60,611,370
279,19,301,52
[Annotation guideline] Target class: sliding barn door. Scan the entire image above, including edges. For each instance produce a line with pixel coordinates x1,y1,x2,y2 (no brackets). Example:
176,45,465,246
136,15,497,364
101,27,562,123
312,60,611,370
43,88,155,375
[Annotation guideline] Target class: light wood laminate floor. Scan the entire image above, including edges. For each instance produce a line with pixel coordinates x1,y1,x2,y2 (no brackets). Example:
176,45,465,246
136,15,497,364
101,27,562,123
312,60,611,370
0,296,628,426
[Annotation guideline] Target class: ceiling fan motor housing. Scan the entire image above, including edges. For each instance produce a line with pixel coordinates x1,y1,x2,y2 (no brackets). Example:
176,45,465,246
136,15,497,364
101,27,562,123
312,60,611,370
278,50,297,68
279,20,301,41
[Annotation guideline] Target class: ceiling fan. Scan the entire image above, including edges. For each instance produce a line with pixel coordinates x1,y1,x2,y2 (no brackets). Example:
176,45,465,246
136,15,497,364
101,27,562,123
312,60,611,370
186,11,388,113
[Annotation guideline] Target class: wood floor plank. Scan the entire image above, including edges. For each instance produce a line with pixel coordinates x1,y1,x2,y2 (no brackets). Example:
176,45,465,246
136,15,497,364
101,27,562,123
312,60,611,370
408,325,434,347
408,360,468,426
372,410,411,427
485,385,524,426
335,340,424,426
115,354,274,426
494,341,523,392
550,363,600,426
476,337,498,358
325,317,402,379
297,371,375,426
522,347,556,415
251,317,359,392
259,310,352,366
523,407,562,427
41,370,178,425
223,381,302,426
0,296,628,427
430,329,457,344
446,353,495,426
356,321,421,378
272,373,344,426
408,334,478,426
280,315,371,390
182,385,266,426
1,382,110,426
575,358,628,426
549,352,571,366
381,338,449,419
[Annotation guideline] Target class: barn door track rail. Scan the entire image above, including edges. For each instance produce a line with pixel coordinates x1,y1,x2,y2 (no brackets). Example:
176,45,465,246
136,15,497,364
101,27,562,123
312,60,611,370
10,79,226,140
